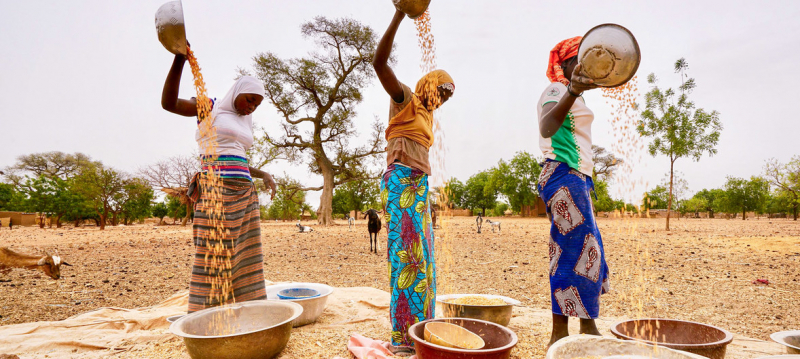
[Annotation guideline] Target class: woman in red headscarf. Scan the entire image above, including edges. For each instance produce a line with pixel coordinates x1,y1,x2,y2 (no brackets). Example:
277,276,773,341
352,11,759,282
537,36,610,347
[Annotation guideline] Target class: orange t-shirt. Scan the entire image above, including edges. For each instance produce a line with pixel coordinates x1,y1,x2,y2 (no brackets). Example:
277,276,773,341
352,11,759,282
386,83,431,175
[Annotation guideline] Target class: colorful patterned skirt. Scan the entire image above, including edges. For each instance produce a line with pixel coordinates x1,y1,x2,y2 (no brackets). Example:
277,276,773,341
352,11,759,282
538,160,610,319
380,163,436,348
188,172,267,313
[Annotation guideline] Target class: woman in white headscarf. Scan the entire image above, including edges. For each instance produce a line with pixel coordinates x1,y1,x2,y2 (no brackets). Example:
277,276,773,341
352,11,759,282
162,50,277,313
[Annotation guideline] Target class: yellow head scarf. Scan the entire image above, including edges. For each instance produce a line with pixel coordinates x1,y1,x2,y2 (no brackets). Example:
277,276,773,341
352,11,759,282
385,69,454,149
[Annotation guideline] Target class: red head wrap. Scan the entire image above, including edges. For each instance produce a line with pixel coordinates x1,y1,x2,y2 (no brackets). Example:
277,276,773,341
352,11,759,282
546,36,582,85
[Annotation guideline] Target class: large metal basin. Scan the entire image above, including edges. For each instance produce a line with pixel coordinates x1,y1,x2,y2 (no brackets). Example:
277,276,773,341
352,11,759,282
155,0,187,55
547,334,706,359
771,330,800,354
409,318,518,359
611,319,733,359
265,282,333,327
392,0,431,19
437,294,520,327
169,300,303,359
577,23,640,88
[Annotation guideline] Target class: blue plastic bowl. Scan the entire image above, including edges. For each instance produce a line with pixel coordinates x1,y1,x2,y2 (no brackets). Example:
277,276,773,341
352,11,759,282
277,288,320,300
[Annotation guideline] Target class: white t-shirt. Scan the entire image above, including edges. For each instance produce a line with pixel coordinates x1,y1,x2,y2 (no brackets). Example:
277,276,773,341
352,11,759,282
536,82,595,177
195,110,254,158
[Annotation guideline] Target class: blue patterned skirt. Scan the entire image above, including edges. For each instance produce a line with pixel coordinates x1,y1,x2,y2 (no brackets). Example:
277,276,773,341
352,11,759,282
380,163,436,348
538,160,610,319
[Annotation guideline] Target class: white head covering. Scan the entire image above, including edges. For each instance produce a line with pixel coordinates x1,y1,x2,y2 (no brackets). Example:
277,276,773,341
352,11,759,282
213,75,266,119
196,76,266,157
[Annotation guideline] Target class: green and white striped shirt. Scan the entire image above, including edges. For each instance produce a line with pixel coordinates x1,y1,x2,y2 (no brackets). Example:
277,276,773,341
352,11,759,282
537,82,595,177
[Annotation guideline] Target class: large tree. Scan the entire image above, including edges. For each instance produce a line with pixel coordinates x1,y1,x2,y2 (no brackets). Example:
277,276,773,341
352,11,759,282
719,176,770,220
3,151,98,188
764,156,800,220
489,151,541,216
637,58,722,230
264,176,312,221
463,171,497,216
331,179,380,216
251,17,385,225
441,178,466,210
73,164,127,230
692,188,725,218
138,154,198,225
592,145,623,182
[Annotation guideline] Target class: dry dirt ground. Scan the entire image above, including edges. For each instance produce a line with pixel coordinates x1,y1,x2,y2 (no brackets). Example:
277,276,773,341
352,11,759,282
0,217,798,357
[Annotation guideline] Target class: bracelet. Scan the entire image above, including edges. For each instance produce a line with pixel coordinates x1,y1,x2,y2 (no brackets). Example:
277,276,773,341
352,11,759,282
567,84,582,97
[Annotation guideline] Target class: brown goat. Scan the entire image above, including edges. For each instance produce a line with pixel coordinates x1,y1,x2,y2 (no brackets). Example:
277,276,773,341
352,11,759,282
0,247,72,279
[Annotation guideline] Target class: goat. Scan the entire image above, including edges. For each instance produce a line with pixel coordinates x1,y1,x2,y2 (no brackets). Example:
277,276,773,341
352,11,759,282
0,247,72,280
348,216,355,231
296,222,314,233
476,213,483,233
431,207,438,229
484,218,501,232
363,209,382,254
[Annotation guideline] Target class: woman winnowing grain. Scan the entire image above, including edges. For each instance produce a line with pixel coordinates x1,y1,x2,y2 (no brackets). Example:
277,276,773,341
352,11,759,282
373,9,454,356
161,50,277,313
537,36,611,347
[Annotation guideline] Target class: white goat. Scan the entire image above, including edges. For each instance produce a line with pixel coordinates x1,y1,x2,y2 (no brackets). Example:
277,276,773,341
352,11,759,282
348,217,355,230
0,247,72,279
296,222,314,233
484,219,501,232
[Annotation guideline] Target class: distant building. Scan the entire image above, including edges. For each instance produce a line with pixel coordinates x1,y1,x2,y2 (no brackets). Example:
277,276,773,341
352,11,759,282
0,211,37,227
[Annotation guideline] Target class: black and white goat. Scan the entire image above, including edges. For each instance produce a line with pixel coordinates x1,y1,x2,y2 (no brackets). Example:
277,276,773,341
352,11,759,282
484,218,501,232
296,222,314,233
363,209,382,254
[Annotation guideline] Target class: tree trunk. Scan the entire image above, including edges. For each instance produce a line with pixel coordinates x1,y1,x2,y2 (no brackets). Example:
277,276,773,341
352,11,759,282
709,209,714,218
742,208,746,221
794,203,798,221
56,214,63,228
317,165,335,226
182,202,191,226
99,208,108,230
666,160,674,231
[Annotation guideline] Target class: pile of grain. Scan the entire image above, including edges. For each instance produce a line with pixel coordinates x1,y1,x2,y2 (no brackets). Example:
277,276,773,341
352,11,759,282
447,296,507,306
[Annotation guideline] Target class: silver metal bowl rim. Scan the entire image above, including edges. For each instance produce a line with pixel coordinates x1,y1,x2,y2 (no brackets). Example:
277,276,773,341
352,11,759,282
578,23,641,88
265,282,334,303
755,356,800,359
436,293,522,307
611,318,734,349
408,317,519,353
169,300,303,339
771,330,800,351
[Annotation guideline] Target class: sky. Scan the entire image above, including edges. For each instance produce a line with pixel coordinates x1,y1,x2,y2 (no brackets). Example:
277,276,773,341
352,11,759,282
1,1,799,207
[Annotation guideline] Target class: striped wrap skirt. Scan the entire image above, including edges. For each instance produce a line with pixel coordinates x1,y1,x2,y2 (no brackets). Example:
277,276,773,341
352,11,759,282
187,171,267,313
538,160,610,319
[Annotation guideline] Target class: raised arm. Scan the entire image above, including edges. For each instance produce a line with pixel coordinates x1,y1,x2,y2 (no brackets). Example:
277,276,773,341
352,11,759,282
540,64,598,138
372,10,406,103
161,53,199,117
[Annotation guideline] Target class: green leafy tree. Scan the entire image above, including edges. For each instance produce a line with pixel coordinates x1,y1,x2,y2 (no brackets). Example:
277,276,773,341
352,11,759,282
22,175,84,228
3,152,99,188
463,171,497,216
166,196,186,224
489,151,541,216
265,177,311,221
594,179,622,213
638,58,723,230
441,178,466,209
118,179,154,225
693,188,725,218
680,197,707,218
73,164,126,230
718,176,770,220
764,156,800,220
0,183,26,211
250,17,385,225
152,202,169,224
492,202,509,217
765,191,794,217
331,179,380,216
642,185,669,210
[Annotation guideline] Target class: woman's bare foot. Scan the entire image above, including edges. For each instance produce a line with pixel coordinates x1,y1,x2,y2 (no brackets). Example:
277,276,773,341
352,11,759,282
579,318,602,336
548,313,570,349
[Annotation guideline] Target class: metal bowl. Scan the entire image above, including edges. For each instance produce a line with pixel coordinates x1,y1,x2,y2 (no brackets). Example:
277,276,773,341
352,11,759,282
169,300,303,359
155,0,187,55
436,294,520,327
392,0,431,19
266,282,333,327
410,318,518,359
756,356,800,359
611,318,733,359
577,23,640,88
546,334,707,359
772,331,800,354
